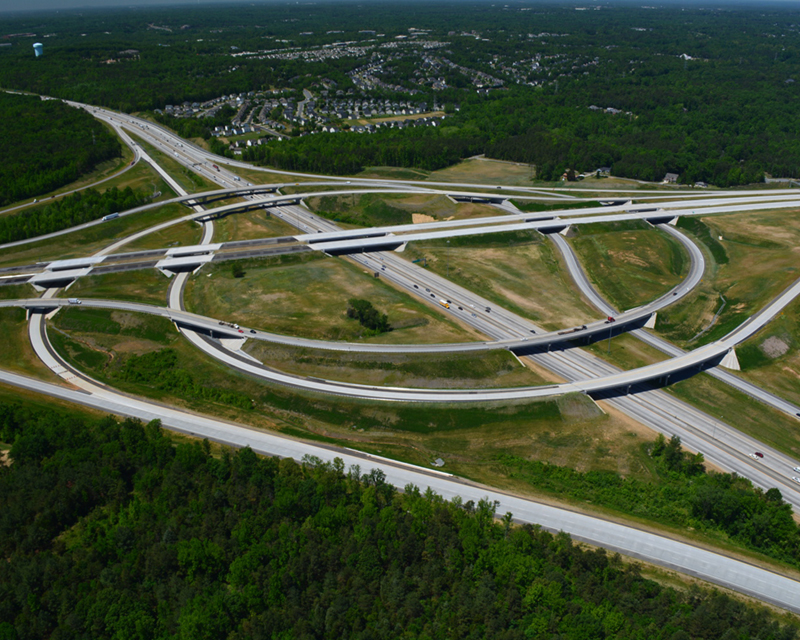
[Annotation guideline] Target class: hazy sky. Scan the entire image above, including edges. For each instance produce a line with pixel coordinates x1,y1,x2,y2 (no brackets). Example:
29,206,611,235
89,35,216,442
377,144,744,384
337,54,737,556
0,0,256,13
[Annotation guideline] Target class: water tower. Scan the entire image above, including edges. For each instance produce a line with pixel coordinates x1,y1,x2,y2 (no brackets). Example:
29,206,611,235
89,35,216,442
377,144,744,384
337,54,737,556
33,43,43,58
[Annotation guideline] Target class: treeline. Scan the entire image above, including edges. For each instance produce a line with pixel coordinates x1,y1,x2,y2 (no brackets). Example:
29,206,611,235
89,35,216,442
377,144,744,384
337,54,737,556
0,402,796,639
0,93,121,207
500,434,800,569
243,128,483,174
0,187,149,244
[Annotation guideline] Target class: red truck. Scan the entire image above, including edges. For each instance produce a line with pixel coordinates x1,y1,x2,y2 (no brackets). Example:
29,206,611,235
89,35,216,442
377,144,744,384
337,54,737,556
212,164,220,171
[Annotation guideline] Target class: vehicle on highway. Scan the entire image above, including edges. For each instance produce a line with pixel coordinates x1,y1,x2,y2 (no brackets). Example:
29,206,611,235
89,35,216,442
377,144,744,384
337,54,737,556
218,321,225,325
413,285,418,289
234,324,240,329
793,477,800,485
439,300,450,309
212,164,220,171
605,316,616,324
793,466,800,473
68,298,81,305
250,329,256,334
485,307,491,313
102,212,120,222
458,306,463,310
748,452,764,460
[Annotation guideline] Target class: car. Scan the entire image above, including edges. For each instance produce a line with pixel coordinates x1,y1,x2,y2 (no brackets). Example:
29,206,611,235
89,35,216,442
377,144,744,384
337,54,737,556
748,452,764,460
425,288,430,292
605,316,616,324
673,292,678,296
792,477,800,485
458,306,463,311
250,329,256,334
471,313,477,317
413,284,418,289
446,300,451,304
485,307,491,313
430,294,435,298
219,321,225,325
793,466,800,473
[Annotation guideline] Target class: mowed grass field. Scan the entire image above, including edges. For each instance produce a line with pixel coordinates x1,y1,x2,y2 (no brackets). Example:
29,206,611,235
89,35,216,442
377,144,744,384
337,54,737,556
304,192,501,227
657,210,800,348
243,341,546,389
55,270,171,306
404,230,599,330
185,252,484,343
568,220,688,311
213,209,299,243
120,215,202,251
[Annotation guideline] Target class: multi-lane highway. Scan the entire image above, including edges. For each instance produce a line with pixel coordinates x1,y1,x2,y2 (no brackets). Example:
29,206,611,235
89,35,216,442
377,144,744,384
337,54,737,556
3,97,800,611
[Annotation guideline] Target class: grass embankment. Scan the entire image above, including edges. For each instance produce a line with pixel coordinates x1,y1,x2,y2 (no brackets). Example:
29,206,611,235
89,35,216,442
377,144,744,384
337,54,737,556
244,342,545,389
736,296,800,407
0,203,189,268
304,192,500,227
568,220,688,311
186,252,481,344
212,209,299,243
404,230,598,330
510,199,603,213
0,308,61,381
657,212,800,347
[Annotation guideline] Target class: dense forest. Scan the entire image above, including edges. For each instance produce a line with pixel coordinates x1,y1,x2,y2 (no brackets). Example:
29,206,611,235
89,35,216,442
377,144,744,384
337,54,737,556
0,402,797,639
3,3,800,185
0,93,121,207
0,186,150,244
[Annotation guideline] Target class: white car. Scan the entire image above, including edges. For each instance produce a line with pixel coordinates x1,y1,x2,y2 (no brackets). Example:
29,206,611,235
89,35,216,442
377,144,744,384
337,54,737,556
792,477,800,485
793,466,800,473
748,452,764,460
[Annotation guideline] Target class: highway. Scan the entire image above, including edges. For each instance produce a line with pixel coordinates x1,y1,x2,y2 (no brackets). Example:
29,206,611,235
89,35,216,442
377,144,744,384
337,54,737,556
4,96,800,611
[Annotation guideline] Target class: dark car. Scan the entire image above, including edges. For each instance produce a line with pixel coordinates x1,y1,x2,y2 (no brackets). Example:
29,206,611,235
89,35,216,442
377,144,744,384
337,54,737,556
250,329,256,334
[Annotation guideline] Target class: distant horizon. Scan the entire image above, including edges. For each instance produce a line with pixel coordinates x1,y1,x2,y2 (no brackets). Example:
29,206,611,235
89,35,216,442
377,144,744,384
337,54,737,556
2,0,800,16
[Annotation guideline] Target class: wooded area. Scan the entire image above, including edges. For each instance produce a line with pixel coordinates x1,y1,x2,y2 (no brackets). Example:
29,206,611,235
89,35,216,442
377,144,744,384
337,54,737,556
0,187,150,244
0,403,796,639
0,93,120,207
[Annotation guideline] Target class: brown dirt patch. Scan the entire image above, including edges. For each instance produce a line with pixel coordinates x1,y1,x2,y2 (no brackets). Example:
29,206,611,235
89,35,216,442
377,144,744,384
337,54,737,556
412,213,435,224
761,336,790,358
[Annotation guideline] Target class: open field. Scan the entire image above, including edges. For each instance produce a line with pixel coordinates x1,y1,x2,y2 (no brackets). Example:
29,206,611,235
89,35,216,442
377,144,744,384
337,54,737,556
304,192,501,227
243,341,545,389
404,230,599,330
0,203,190,268
224,166,318,186
212,209,299,243
657,210,800,347
185,252,483,343
55,270,171,306
568,220,688,311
